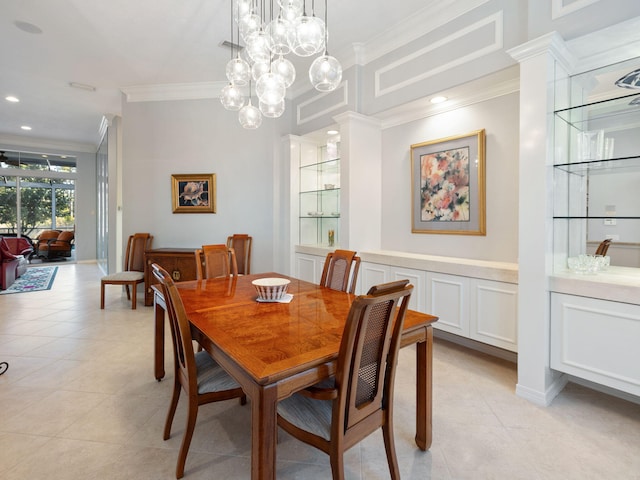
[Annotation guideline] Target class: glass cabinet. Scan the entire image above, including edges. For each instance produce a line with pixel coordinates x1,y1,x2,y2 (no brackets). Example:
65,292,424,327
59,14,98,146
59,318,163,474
553,57,640,272
299,140,340,246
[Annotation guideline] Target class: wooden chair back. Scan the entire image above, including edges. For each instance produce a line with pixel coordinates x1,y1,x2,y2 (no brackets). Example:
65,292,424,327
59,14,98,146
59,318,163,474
226,234,252,274
320,249,361,294
126,232,152,272
337,280,412,435
595,238,612,256
195,244,238,279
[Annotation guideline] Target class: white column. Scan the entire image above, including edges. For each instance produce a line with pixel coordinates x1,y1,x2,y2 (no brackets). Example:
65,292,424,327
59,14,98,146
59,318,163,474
333,111,383,252
508,33,575,406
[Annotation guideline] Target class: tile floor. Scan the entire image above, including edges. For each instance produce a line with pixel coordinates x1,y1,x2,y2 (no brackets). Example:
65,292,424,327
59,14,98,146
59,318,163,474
1,263,639,480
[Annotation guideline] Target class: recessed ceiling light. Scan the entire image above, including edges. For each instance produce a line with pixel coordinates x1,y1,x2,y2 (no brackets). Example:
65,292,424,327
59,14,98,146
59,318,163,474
327,130,339,135
21,125,32,131
430,96,447,104
42,155,48,158
5,96,20,103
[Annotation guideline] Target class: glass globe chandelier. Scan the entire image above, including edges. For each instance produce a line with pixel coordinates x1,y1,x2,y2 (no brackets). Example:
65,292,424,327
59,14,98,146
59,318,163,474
222,0,342,129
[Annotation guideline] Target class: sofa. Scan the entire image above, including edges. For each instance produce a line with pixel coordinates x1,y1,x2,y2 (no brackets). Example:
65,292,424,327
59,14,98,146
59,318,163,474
36,230,74,259
0,236,32,290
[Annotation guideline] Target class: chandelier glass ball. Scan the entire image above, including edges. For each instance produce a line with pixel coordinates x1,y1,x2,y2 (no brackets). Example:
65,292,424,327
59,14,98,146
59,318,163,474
225,56,250,86
239,12,262,42
309,54,342,92
251,61,270,82
239,100,262,129
220,83,245,111
290,15,325,57
267,16,292,55
272,55,296,88
245,30,272,64
256,72,286,106
259,98,285,118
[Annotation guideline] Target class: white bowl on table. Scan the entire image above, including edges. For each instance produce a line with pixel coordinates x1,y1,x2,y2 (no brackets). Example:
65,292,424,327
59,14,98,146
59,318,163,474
252,278,291,301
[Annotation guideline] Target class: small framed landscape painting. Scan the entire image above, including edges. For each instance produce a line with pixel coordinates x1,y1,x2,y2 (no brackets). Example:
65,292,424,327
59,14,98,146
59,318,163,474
171,173,216,214
410,129,485,235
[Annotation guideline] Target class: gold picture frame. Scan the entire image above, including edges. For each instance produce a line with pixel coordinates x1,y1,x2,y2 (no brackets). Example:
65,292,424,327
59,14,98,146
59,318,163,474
171,173,216,214
411,129,485,235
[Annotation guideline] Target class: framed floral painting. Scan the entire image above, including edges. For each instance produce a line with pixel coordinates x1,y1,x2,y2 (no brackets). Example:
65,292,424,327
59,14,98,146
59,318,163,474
410,129,485,235
171,173,216,213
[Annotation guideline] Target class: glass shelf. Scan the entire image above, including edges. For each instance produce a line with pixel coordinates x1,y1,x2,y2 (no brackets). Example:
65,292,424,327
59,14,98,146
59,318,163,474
554,92,640,132
299,140,341,246
553,156,640,174
552,57,640,273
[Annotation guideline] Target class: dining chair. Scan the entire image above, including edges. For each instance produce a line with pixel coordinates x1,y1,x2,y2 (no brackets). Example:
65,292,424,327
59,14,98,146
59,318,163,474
195,244,238,279
277,279,413,480
152,263,246,479
320,249,361,294
595,238,612,256
100,232,152,309
226,233,252,274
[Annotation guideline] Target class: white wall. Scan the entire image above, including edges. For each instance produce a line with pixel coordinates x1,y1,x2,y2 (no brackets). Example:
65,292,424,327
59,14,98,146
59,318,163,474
380,92,520,263
121,98,290,274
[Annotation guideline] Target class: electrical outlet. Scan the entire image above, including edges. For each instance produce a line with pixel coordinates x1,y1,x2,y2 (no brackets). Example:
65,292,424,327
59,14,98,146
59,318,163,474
604,219,617,226
606,235,620,241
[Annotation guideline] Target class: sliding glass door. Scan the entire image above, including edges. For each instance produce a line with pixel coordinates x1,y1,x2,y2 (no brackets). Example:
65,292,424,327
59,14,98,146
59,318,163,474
0,150,76,241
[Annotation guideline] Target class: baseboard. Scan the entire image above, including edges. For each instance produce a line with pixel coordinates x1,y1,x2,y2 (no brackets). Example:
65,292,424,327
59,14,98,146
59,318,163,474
433,330,518,363
516,374,569,406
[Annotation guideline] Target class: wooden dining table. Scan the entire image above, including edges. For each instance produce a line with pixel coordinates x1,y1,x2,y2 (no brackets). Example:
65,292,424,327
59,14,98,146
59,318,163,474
152,272,438,480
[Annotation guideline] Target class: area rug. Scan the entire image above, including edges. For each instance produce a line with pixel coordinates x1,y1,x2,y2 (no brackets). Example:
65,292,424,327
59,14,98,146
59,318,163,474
0,266,58,294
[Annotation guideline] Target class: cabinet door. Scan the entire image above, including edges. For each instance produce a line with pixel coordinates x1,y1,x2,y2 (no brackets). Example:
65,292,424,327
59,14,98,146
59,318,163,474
295,253,323,284
426,272,469,336
469,279,518,352
388,266,426,313
359,262,389,295
551,293,640,397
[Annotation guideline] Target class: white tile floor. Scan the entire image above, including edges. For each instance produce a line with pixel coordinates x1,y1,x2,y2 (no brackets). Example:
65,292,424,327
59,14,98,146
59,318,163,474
1,263,639,479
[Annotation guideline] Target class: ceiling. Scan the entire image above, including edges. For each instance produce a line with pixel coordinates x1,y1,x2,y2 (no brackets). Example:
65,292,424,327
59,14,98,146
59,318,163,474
0,0,446,147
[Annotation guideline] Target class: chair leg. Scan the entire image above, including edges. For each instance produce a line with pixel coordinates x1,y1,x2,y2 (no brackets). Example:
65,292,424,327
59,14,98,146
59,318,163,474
100,282,105,309
382,420,401,480
163,380,181,441
125,285,131,300
329,451,345,480
131,283,137,309
176,395,199,479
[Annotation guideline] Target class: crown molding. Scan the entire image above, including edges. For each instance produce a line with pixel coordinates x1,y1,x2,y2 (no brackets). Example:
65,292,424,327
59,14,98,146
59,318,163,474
0,134,97,153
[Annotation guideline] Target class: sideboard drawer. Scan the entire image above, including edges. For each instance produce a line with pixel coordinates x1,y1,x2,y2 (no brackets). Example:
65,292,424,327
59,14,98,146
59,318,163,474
144,248,197,306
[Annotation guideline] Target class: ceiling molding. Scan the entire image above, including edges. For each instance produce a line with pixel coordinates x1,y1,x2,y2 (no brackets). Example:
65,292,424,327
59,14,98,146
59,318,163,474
0,134,97,153
337,0,490,68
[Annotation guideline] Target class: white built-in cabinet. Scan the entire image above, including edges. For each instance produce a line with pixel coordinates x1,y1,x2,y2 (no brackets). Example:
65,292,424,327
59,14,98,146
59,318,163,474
549,56,640,399
295,248,519,353
551,293,640,397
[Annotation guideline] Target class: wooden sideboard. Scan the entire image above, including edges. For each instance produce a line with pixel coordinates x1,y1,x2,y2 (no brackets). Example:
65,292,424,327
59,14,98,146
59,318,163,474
144,248,198,306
